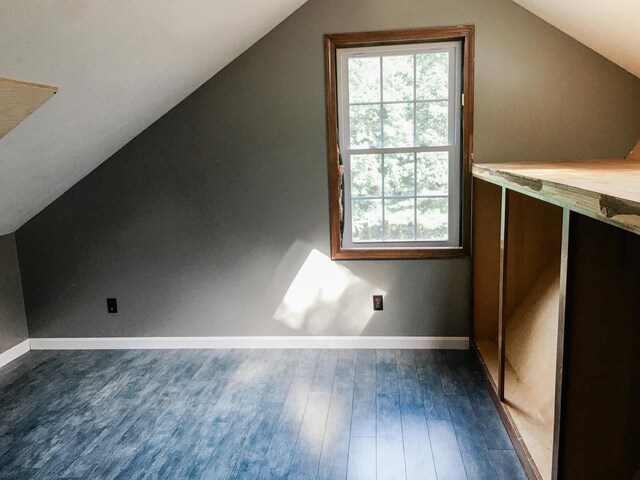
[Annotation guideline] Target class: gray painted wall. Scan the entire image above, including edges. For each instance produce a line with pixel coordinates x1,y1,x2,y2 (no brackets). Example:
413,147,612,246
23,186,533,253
0,234,28,352
17,0,640,338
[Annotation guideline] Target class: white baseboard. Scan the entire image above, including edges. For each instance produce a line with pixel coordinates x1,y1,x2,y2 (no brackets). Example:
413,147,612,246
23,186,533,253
0,339,31,368
29,336,468,350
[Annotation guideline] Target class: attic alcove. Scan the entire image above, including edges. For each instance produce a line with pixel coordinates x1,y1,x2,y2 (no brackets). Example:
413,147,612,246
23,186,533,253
472,139,640,479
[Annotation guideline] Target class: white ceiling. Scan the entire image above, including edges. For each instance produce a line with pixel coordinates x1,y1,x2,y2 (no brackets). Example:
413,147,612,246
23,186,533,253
513,0,640,78
0,0,306,235
1,0,639,235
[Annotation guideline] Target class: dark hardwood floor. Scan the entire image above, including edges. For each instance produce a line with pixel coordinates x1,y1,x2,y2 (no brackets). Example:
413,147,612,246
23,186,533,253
0,349,526,479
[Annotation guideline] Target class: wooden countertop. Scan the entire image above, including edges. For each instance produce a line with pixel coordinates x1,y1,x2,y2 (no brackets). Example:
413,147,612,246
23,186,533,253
472,143,640,235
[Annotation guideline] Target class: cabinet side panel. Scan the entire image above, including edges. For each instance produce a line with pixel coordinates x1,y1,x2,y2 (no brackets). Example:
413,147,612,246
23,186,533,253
472,178,502,340
560,213,640,478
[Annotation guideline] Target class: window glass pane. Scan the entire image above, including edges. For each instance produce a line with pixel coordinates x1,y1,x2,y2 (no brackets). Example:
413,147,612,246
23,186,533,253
382,103,413,148
416,101,448,146
384,153,414,197
417,152,448,195
338,42,461,250
385,199,415,241
383,55,413,102
416,52,449,100
350,104,382,148
352,199,383,242
348,56,380,103
351,154,382,197
417,198,448,240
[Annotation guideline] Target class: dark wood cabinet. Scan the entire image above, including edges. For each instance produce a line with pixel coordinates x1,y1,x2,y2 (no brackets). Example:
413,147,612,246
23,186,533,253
471,144,640,479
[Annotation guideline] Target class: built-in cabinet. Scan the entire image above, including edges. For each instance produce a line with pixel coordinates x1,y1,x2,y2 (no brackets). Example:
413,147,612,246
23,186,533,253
471,145,640,479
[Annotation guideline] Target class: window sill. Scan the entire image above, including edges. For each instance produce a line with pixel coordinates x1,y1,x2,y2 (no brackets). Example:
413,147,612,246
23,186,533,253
331,246,468,260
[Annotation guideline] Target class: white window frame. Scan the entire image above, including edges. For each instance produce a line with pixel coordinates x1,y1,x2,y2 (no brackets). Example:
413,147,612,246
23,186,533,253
336,41,463,250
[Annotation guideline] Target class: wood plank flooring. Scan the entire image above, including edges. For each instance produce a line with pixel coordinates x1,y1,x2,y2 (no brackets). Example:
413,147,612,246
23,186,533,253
0,349,526,479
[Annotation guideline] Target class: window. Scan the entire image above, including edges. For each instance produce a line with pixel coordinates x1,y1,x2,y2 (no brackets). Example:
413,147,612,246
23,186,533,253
325,27,474,260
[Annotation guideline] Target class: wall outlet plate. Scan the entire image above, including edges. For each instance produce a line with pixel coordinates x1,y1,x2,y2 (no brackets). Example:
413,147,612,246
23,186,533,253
107,298,118,313
373,295,383,311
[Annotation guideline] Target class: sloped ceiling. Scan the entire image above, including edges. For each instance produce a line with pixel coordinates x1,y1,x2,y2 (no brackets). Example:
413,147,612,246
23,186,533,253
513,0,640,78
0,0,306,235
2,0,639,236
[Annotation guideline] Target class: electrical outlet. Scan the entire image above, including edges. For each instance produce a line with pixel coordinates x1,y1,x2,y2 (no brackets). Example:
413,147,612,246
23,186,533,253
373,295,383,311
107,298,118,313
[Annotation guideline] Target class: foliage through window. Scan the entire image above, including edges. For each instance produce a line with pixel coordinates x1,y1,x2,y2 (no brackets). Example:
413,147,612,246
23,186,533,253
325,27,474,259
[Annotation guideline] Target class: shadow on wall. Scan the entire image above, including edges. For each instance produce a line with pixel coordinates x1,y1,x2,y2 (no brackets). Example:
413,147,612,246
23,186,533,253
273,242,385,335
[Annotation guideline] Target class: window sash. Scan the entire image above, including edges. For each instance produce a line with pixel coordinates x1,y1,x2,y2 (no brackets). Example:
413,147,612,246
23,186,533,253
337,41,462,249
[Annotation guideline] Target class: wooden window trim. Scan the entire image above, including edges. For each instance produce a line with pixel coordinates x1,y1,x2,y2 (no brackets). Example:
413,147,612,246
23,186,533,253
324,26,475,260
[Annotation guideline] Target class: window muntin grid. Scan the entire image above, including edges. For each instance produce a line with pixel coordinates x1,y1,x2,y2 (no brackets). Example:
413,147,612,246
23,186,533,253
337,42,462,249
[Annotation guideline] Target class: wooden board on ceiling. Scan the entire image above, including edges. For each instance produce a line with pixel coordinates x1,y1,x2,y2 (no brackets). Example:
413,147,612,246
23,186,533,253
0,76,58,140
627,139,640,162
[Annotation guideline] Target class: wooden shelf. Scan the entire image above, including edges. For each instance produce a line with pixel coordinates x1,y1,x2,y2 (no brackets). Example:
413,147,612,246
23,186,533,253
473,185,562,479
471,140,640,479
472,142,640,236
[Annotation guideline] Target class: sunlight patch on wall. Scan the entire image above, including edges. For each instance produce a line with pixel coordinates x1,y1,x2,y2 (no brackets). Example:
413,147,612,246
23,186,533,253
273,248,385,335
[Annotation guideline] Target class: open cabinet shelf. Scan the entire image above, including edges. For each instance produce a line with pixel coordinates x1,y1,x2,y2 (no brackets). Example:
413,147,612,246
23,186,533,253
475,337,555,479
471,141,640,480
473,181,562,479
